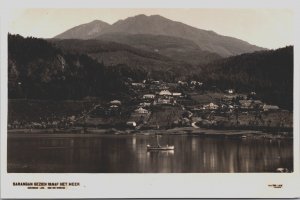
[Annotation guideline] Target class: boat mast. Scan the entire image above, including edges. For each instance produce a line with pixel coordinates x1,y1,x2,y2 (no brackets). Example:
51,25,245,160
156,124,161,147
156,134,161,147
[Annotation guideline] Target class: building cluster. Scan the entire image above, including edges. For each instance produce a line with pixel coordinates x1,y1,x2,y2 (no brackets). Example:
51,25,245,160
8,79,285,131
125,80,189,127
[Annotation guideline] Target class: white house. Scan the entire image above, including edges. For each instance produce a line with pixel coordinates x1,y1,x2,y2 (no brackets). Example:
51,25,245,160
110,105,119,108
143,94,155,99
203,102,219,110
178,81,188,86
190,81,197,85
135,107,149,114
126,121,137,127
139,102,151,107
110,100,121,105
159,90,172,96
172,92,182,97
227,89,234,94
262,104,279,111
131,83,145,88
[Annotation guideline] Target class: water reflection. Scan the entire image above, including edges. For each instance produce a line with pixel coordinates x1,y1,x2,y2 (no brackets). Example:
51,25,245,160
7,135,293,173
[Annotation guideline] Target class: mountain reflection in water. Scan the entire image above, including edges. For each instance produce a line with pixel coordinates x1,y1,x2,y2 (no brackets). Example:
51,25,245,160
7,134,293,173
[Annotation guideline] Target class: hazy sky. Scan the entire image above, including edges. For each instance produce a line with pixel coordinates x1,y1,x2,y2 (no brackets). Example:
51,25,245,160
9,8,293,49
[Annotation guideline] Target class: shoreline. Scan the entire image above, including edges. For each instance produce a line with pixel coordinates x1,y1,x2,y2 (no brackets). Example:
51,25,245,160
7,127,293,139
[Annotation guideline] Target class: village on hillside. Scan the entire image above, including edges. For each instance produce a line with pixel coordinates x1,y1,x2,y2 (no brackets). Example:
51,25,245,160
8,78,293,135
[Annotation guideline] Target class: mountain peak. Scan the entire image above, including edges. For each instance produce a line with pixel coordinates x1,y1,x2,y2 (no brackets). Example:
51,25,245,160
149,14,166,18
113,14,169,25
132,14,164,19
90,19,108,24
133,14,147,18
54,20,111,39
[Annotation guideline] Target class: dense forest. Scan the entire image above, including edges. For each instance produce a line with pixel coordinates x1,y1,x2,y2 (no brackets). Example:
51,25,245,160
8,34,127,100
192,46,293,110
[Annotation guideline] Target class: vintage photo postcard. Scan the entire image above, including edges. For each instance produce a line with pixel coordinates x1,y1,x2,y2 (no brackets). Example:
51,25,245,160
1,0,300,198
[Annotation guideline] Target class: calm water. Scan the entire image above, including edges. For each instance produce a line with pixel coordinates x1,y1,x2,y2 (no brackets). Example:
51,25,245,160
7,134,293,173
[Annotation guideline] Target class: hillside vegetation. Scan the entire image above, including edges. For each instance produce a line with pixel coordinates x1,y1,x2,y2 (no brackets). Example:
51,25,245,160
50,38,194,80
96,33,222,65
8,34,127,100
193,46,293,110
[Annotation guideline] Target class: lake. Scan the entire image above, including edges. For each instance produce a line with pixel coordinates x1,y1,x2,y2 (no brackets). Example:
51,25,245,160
7,133,293,173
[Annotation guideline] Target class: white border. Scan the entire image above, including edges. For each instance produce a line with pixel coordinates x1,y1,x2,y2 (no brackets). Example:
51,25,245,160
1,0,300,198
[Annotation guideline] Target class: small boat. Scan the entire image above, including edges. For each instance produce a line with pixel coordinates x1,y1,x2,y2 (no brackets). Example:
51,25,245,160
147,133,174,151
147,144,174,150
241,135,247,139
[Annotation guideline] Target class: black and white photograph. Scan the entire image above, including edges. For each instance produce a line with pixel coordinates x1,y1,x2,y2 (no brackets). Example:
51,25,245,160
6,8,294,173
1,1,300,198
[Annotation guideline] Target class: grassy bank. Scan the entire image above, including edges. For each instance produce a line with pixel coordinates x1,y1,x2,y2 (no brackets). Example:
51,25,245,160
8,99,101,123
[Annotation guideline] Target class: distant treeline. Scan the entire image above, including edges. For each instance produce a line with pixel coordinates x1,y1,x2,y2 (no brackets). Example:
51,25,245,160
191,46,293,110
